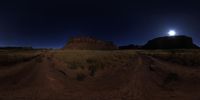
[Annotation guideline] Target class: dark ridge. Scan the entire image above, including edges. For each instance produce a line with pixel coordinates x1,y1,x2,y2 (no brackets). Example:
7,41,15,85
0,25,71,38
143,35,199,49
0,47,33,50
119,44,143,50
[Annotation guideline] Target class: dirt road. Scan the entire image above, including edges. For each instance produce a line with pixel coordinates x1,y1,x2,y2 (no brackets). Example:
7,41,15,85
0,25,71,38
0,52,200,100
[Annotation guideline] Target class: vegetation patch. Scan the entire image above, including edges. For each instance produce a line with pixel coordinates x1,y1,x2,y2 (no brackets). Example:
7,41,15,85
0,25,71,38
163,72,179,85
76,73,86,81
0,50,39,66
144,50,200,67
68,61,84,70
86,58,105,77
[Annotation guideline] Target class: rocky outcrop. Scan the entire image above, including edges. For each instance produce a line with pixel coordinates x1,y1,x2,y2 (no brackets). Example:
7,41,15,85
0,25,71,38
143,35,199,49
63,37,118,50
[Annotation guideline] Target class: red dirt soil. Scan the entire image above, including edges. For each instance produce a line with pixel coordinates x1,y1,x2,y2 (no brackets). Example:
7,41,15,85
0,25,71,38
0,53,200,100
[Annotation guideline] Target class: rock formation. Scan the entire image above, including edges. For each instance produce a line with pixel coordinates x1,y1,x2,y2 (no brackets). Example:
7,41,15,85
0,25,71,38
63,37,118,50
143,35,199,49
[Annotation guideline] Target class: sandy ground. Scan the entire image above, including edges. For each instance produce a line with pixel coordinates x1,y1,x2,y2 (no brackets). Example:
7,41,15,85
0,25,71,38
0,52,200,100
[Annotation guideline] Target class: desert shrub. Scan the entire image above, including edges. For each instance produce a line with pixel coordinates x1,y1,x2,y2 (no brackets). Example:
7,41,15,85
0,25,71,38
88,65,97,77
58,70,67,76
68,61,83,69
87,59,99,77
86,59,96,64
76,73,86,81
164,73,179,85
35,56,43,63
0,54,39,66
147,50,200,67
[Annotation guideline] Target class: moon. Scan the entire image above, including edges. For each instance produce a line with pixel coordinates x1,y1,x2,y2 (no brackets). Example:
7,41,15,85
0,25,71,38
168,30,176,36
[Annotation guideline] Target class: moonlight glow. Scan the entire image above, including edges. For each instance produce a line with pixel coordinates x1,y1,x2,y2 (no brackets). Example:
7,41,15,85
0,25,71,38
168,30,176,36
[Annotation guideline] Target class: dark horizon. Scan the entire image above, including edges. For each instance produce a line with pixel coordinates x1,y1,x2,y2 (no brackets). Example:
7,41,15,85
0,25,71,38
1,0,200,48
0,34,199,49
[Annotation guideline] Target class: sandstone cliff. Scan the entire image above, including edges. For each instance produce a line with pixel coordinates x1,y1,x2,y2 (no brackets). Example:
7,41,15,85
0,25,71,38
63,37,118,50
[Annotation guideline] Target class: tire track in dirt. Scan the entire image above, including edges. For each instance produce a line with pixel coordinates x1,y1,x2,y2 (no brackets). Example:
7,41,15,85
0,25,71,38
0,52,200,100
146,56,200,100
0,52,67,100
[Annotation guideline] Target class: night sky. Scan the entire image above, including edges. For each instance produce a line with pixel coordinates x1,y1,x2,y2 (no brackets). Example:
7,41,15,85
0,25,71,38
0,0,200,48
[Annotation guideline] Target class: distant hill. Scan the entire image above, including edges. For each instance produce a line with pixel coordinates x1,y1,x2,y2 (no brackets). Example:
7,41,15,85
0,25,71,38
119,44,142,50
143,35,199,49
63,37,118,50
0,47,33,50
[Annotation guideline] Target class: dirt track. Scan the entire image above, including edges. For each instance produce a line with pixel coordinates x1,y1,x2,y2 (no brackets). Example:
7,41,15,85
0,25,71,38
0,52,200,100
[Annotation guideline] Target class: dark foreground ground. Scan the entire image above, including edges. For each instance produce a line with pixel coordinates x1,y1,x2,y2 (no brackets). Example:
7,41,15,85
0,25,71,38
0,50,200,100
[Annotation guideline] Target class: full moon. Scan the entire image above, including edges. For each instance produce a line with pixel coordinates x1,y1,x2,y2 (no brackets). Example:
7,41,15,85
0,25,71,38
168,30,176,36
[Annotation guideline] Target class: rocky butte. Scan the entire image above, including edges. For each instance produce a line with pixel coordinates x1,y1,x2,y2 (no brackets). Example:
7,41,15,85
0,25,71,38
143,35,199,49
63,37,118,50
